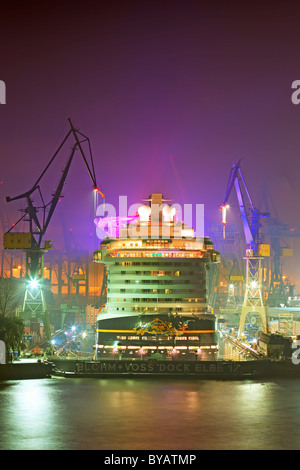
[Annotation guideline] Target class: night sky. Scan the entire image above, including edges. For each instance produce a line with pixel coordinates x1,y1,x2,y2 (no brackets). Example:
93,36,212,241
1,0,300,279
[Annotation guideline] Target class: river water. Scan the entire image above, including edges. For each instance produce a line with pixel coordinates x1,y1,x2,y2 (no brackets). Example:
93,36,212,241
1,374,300,450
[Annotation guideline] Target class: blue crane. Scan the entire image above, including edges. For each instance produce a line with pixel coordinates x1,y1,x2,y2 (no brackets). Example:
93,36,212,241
220,160,269,256
220,160,269,335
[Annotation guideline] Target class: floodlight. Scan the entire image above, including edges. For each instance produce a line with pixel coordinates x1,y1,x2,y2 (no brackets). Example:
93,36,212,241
28,278,39,289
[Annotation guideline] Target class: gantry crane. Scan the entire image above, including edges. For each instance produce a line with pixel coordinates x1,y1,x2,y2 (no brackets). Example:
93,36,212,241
220,160,270,336
3,119,104,339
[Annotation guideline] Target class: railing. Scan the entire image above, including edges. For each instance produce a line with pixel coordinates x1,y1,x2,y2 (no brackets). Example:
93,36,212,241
225,335,261,359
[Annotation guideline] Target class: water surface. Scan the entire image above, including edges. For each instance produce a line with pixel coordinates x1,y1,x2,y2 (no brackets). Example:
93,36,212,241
1,376,300,450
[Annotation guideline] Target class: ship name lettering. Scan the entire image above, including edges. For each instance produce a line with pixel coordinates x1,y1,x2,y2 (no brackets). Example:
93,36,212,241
76,362,84,373
194,363,225,373
140,363,153,372
83,363,95,372
195,363,210,372
131,363,140,372
158,363,190,373
98,362,117,372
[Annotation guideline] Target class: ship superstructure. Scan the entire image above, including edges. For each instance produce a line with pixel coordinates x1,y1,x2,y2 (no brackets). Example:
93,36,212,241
93,193,220,360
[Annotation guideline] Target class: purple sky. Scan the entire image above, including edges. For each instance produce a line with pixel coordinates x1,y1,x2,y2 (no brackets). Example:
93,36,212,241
1,0,300,279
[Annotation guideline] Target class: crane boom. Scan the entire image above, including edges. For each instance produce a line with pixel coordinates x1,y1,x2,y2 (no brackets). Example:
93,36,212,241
220,160,268,254
4,119,103,249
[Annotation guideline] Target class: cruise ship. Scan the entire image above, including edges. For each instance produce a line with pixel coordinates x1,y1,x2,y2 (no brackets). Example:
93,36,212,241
93,193,220,360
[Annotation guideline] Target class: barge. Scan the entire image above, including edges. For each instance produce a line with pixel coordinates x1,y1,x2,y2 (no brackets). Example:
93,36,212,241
0,360,53,380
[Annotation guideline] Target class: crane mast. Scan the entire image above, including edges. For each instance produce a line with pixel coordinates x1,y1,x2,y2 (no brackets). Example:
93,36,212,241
220,160,270,336
3,119,104,340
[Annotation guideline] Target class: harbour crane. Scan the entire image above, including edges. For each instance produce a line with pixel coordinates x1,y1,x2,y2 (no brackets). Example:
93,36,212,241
258,183,300,307
3,119,104,339
220,160,270,336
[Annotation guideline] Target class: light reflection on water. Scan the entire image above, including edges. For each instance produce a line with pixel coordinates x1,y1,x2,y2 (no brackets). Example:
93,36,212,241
1,377,300,450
